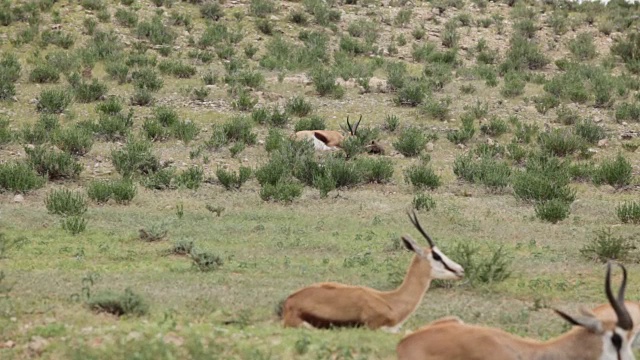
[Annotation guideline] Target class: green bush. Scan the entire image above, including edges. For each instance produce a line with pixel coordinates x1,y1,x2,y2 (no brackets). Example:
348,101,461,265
54,126,94,156
615,102,640,123
413,193,436,211
580,228,635,262
111,179,137,204
216,166,252,190
87,180,113,203
250,0,276,18
453,154,511,191
172,120,199,144
72,79,108,103
200,2,223,20
36,88,73,113
294,116,325,132
169,239,194,256
21,114,59,145
0,162,45,193
538,129,587,157
45,189,87,216
534,199,570,224
405,163,441,190
556,105,580,125
29,64,60,83
25,146,83,180
383,114,400,132
61,216,87,235
94,110,134,141
0,118,12,145
87,288,149,316
592,153,633,188
310,66,343,98
286,96,313,117
447,114,475,144
574,119,605,144
142,167,175,190
356,158,394,184
176,166,204,190
448,242,512,285
394,81,427,107
131,67,163,92
569,33,597,60
259,180,303,202
111,138,160,177
617,201,640,224
393,127,427,157
114,8,138,27
512,169,575,204
136,16,176,46
191,250,224,272
480,117,509,137
323,156,363,189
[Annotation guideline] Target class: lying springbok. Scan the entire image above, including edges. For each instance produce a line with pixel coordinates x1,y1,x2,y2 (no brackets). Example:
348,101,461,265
396,262,635,360
292,115,362,151
279,211,464,332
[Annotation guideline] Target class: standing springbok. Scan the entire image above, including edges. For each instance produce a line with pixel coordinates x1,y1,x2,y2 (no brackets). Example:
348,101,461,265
279,211,464,332
292,115,362,151
396,262,635,360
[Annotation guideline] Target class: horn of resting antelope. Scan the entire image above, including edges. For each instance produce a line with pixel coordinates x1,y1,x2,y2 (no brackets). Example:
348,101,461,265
396,262,636,360
292,115,362,151
279,210,464,332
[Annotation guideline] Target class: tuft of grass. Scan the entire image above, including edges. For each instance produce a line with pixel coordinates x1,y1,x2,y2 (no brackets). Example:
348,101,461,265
139,222,168,242
61,216,87,235
45,189,87,217
480,117,509,137
413,193,436,211
404,163,441,190
580,228,636,263
534,199,571,224
285,96,313,117
617,201,640,224
25,146,83,180
54,126,94,156
259,180,303,202
448,242,512,285
0,162,45,193
216,167,252,191
111,138,160,178
191,250,224,272
36,88,73,114
176,166,204,190
592,153,633,189
87,288,149,317
169,239,194,256
393,127,427,157
294,116,325,132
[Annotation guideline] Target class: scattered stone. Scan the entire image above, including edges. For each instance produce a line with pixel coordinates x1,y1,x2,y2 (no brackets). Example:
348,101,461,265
597,139,609,148
12,194,24,203
162,332,184,347
126,331,142,341
457,144,466,150
487,138,495,146
425,142,435,152
28,336,49,356
0,340,15,349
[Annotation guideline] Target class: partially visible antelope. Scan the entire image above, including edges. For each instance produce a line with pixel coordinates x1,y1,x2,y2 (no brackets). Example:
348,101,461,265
292,115,362,151
279,211,464,332
397,262,635,360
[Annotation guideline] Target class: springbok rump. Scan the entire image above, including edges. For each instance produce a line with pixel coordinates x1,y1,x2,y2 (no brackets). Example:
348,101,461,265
292,115,362,151
279,211,464,333
396,262,635,360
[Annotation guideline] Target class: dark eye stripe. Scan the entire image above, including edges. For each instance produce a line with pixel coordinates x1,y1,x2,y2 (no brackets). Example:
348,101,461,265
432,250,457,273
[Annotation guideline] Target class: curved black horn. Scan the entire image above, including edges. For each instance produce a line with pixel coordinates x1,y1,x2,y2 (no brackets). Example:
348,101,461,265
353,115,362,136
406,210,435,248
346,116,353,134
605,262,633,331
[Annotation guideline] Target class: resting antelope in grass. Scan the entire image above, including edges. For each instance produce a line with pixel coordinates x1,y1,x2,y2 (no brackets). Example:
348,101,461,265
292,115,362,151
279,211,464,332
396,262,635,360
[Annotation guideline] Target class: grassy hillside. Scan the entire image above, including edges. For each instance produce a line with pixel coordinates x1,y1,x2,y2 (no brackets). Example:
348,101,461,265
1,0,640,358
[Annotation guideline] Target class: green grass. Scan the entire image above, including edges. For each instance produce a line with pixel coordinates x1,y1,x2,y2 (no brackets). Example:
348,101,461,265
2,1,640,359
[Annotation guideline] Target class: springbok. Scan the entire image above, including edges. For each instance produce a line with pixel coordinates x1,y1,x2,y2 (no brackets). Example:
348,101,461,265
396,262,635,360
292,115,362,151
279,211,464,332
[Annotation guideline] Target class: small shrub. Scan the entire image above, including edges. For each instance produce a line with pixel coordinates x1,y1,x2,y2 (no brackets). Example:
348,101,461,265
592,154,633,189
87,288,149,316
357,158,394,184
500,71,526,98
200,2,223,20
36,88,73,113
110,179,137,204
556,105,580,125
26,146,83,180
111,138,160,177
534,199,570,224
169,239,194,256
405,163,441,190
413,193,436,211
453,154,511,191
294,116,325,132
87,180,112,203
323,156,363,189
574,119,605,145
395,81,427,107
617,201,640,224
131,67,163,92
46,189,87,217
216,166,252,190
142,167,175,190
61,216,87,235
384,115,400,132
286,96,313,117
29,64,60,83
569,32,597,61
73,79,108,103
139,222,168,242
250,0,276,18
393,127,427,157
480,117,509,137
259,180,303,202
176,166,204,190
172,120,199,144
0,162,45,193
54,126,94,156
448,242,512,285
191,250,224,272
310,67,343,98
580,228,635,262
538,129,587,157
0,118,12,145
446,114,475,145
512,170,575,204
420,97,451,121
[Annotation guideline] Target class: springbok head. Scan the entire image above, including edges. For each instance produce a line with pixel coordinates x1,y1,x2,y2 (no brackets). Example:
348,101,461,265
555,262,634,360
340,115,362,137
401,210,465,280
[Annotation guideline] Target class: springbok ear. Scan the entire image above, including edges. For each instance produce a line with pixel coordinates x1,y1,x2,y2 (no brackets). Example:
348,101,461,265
554,309,604,334
401,235,425,257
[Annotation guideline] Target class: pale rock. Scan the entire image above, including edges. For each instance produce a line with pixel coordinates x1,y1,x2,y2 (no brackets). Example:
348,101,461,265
622,122,628,126
597,139,609,148
28,336,49,355
25,144,35,150
457,144,466,150
425,142,434,152
487,138,495,146
12,194,24,203
126,331,142,341
162,332,184,347
1,340,15,348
